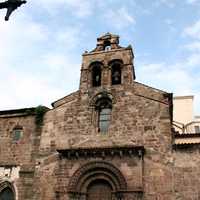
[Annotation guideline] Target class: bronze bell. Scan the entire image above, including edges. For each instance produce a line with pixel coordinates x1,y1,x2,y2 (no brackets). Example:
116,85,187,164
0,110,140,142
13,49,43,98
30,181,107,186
113,71,120,81
95,74,100,82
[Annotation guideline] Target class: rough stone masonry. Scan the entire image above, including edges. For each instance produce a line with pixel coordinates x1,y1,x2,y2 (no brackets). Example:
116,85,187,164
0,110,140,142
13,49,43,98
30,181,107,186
0,33,199,200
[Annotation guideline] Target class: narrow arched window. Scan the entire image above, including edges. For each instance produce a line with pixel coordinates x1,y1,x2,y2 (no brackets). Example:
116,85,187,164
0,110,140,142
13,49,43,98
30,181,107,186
104,40,111,51
111,62,121,85
92,64,102,87
99,106,111,132
96,98,112,133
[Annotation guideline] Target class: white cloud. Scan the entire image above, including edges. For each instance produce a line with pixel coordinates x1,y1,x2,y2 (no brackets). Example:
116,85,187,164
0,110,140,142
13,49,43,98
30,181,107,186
104,7,136,29
33,0,94,18
183,19,200,39
165,19,173,25
186,0,199,4
0,51,80,110
43,54,68,71
183,42,200,70
65,0,93,17
184,41,200,51
0,67,66,109
55,26,84,49
0,8,82,110
137,63,193,93
0,14,48,60
154,0,175,8
164,18,176,32
186,53,200,66
136,61,200,113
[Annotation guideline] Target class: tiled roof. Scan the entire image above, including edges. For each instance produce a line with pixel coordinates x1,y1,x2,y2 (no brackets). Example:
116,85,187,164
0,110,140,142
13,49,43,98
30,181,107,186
174,132,200,145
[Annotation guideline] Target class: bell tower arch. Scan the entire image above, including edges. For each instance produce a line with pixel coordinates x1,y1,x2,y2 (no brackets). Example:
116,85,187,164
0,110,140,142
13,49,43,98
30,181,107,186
79,33,135,92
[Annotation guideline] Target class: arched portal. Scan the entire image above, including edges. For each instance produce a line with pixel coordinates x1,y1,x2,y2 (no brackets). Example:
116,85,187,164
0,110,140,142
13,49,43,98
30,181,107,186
0,181,15,200
0,187,15,200
68,161,127,200
87,179,112,200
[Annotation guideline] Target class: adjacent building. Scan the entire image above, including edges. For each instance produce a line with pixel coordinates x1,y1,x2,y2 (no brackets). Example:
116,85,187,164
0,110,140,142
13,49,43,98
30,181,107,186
173,95,200,133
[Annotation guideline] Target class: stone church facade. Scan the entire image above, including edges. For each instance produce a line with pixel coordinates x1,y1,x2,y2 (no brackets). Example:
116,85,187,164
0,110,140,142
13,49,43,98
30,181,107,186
0,33,199,200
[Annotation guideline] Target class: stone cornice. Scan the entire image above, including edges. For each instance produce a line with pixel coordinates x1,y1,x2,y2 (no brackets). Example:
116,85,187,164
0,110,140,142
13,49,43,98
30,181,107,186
175,133,200,138
57,145,144,159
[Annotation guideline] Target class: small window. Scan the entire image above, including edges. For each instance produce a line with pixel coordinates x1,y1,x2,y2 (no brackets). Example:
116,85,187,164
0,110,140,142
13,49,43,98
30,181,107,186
13,126,23,141
103,40,111,51
99,107,111,132
195,126,200,133
111,63,121,85
92,64,102,87
96,98,112,133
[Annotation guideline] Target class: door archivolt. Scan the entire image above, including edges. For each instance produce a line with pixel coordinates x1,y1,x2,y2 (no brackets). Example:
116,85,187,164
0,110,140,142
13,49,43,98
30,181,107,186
68,161,127,200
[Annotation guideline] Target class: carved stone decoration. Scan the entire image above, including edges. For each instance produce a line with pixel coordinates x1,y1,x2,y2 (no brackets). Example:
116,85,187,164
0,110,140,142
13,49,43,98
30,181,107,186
57,146,144,160
89,91,116,108
68,161,127,198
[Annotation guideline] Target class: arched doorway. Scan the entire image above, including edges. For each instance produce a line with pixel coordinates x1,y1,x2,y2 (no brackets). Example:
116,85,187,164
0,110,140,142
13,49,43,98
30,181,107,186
68,161,127,200
0,187,15,200
87,179,112,200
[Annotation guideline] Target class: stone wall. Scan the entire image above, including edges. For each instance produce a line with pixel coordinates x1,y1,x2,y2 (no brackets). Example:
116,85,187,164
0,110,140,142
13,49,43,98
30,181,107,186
35,79,173,199
0,34,178,200
0,114,36,165
40,83,170,150
56,156,143,200
173,145,200,200
0,112,40,200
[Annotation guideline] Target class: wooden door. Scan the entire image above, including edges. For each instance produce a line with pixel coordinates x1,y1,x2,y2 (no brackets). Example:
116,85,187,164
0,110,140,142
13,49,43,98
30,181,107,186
87,180,112,200
0,188,14,200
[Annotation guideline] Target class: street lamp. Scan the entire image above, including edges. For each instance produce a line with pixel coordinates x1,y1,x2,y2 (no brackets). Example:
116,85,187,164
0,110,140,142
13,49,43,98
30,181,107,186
0,0,26,21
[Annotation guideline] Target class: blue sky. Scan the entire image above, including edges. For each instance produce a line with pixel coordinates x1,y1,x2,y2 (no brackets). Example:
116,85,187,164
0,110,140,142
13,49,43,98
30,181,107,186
0,0,200,115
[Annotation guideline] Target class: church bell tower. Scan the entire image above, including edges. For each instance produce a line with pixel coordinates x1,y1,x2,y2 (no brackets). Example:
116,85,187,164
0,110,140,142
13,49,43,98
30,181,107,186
79,33,136,92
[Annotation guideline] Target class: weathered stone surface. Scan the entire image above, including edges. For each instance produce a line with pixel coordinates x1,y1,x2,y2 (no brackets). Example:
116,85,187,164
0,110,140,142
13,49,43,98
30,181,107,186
0,33,195,200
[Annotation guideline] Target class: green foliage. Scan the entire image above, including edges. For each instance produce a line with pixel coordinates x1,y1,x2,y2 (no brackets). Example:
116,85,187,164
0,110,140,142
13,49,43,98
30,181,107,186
25,108,34,115
35,105,48,126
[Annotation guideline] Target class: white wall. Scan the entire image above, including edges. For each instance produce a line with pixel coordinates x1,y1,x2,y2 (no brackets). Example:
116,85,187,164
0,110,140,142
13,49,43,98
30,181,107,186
173,96,194,125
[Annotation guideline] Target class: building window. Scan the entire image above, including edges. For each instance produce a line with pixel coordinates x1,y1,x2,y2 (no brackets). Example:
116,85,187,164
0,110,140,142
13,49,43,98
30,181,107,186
92,63,102,87
103,40,111,51
195,125,200,133
96,98,112,133
111,62,121,85
13,126,23,141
